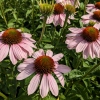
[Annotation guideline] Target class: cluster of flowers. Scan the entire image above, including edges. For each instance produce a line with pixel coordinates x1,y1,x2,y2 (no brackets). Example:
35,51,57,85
0,0,100,98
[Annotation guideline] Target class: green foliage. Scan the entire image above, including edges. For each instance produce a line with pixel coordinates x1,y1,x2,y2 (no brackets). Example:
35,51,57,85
0,0,100,100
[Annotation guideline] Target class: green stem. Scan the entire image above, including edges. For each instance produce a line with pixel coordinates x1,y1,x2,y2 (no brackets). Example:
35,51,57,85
0,2,8,27
38,16,47,44
75,53,83,69
81,61,100,79
55,13,69,48
84,0,89,14
0,92,7,100
65,61,100,95
31,0,35,29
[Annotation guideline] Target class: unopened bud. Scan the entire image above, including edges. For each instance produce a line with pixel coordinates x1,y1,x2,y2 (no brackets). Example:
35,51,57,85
64,4,75,14
39,0,54,16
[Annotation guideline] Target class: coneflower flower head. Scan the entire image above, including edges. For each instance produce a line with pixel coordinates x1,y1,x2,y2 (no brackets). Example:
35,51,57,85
64,4,75,14
95,2,100,9
39,0,54,16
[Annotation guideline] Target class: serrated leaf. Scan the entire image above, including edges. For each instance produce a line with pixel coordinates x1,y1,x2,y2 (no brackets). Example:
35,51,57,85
68,69,83,79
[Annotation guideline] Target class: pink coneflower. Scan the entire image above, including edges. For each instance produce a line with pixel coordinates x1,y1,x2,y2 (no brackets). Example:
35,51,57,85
86,2,100,13
46,3,66,27
16,49,71,98
81,10,100,28
0,28,36,65
46,3,74,27
65,25,100,59
56,0,80,8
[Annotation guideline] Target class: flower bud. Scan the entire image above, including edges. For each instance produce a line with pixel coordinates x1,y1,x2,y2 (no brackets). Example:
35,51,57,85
39,0,54,16
64,4,75,14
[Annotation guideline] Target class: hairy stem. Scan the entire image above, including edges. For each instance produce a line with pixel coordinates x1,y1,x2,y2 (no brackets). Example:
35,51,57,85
84,0,89,14
38,16,47,44
55,13,69,48
0,2,8,27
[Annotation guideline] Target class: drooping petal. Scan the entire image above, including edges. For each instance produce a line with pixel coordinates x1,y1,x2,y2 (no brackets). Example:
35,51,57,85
66,36,83,49
28,74,40,95
53,15,59,26
69,28,83,33
9,45,17,65
12,44,23,60
18,63,34,72
46,15,54,24
22,39,37,48
76,40,88,52
92,42,100,58
88,43,94,59
46,50,53,57
48,74,58,96
0,44,9,62
52,53,63,61
81,14,93,19
60,14,66,21
22,33,32,38
16,66,35,80
24,58,34,64
83,45,89,59
40,74,49,98
56,64,71,73
54,71,64,87
19,43,34,56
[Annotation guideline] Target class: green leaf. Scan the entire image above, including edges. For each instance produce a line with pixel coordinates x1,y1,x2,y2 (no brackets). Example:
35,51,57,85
44,44,54,49
68,69,83,79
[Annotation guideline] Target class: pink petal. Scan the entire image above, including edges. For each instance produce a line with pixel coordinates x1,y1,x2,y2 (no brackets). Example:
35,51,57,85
19,43,34,56
38,49,45,55
46,15,54,24
40,74,49,98
54,71,64,87
52,53,63,61
92,42,100,58
66,36,83,49
66,33,80,37
53,15,59,26
48,74,58,96
57,64,71,73
32,50,42,59
12,44,22,60
87,4,95,7
16,66,35,80
22,39,37,48
88,43,95,59
28,74,40,95
18,63,34,72
0,31,5,36
24,58,34,64
56,0,62,3
9,46,17,65
69,28,83,33
60,14,66,21
27,38,36,43
83,45,89,59
0,44,9,61
46,50,53,57
22,33,32,38
94,23,100,30
81,14,93,19
76,40,88,52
